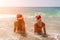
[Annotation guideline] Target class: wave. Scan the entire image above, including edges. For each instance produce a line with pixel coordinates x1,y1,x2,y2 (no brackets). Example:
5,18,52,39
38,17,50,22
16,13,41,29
0,13,60,19
0,14,16,18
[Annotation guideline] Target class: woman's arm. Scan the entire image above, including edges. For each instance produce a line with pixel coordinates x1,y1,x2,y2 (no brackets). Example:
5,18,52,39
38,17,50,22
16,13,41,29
42,23,46,35
14,21,17,32
43,26,46,34
22,20,26,33
34,23,38,33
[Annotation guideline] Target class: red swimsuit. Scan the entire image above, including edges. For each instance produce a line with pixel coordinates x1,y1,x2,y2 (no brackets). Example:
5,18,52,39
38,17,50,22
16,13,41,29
34,22,45,33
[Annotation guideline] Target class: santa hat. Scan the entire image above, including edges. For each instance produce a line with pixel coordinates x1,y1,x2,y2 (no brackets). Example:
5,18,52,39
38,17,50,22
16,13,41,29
16,13,22,18
35,15,41,20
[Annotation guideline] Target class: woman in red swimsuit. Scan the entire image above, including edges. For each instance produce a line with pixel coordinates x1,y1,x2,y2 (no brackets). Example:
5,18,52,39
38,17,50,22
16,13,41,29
14,13,26,36
34,15,47,37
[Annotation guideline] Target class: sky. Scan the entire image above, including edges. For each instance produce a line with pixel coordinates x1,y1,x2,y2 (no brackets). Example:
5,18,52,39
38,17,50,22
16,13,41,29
0,0,60,7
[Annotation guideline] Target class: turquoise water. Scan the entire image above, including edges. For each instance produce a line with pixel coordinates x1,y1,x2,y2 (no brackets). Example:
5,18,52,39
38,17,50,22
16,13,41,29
19,7,60,17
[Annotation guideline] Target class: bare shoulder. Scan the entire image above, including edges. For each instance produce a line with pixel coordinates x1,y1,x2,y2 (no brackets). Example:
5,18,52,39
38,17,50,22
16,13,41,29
34,22,37,26
42,22,45,26
14,20,18,24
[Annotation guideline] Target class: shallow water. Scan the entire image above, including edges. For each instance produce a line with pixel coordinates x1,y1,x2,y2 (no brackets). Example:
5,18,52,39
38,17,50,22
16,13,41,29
0,16,60,40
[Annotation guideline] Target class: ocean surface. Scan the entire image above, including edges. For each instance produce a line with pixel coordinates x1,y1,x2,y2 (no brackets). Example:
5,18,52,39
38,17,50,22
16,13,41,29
0,7,60,40
19,7,60,17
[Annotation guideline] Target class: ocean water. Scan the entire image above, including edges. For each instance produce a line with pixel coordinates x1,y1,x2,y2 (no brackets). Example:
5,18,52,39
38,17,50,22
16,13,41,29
19,7,60,39
19,7,60,17
0,7,60,40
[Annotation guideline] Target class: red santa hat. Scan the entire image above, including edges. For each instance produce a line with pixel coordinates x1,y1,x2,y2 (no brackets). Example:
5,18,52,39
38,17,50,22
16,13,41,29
16,13,22,18
35,15,41,20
